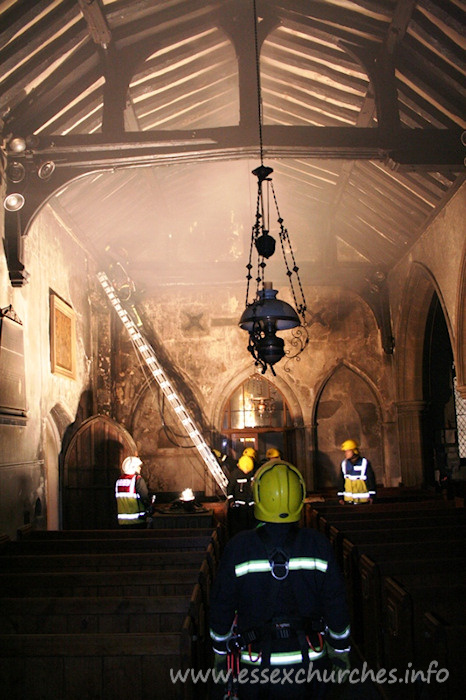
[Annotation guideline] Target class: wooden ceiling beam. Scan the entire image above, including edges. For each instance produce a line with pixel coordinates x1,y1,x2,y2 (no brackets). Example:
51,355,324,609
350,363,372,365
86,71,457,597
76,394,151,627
6,125,461,168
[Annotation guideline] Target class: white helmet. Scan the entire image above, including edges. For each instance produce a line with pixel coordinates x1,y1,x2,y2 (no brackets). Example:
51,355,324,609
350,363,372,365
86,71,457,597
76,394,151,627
122,456,142,474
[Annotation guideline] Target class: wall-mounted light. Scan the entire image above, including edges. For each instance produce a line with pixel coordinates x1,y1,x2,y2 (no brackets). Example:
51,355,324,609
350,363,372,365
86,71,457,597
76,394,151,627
3,193,25,212
37,161,56,180
6,161,26,183
8,136,27,154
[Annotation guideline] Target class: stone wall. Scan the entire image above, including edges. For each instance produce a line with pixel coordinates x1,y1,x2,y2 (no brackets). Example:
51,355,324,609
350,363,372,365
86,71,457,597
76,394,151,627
109,282,395,493
388,182,466,486
0,203,93,537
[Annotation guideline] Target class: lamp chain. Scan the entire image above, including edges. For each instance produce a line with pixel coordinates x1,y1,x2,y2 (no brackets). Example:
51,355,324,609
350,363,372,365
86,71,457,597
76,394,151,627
253,0,264,166
271,181,307,321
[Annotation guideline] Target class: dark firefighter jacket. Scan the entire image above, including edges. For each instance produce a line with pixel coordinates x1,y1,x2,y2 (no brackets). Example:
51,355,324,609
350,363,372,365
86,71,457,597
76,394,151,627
227,466,255,506
209,522,350,665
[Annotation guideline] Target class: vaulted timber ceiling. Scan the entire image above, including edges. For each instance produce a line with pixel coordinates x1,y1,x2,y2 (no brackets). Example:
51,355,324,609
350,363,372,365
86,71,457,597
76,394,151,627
1,0,464,305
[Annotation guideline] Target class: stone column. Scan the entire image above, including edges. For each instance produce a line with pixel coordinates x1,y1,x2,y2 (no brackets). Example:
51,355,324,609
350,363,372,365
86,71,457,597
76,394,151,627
396,400,427,487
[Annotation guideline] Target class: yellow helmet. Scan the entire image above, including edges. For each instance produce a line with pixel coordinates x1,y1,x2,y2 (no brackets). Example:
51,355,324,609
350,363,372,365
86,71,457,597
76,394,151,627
238,455,254,474
253,461,305,523
243,447,257,460
341,439,359,454
266,447,281,460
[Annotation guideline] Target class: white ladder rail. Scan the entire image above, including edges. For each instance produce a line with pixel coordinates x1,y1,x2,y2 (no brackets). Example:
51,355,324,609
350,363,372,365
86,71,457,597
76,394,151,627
97,271,228,494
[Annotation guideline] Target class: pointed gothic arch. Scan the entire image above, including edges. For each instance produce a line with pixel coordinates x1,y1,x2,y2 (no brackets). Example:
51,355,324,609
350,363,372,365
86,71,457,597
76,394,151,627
456,241,466,396
395,262,455,486
62,414,137,529
212,367,307,480
312,361,385,490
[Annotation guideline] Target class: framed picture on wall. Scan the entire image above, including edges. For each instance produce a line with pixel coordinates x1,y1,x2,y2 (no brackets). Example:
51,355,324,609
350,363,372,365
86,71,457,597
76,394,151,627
50,293,76,379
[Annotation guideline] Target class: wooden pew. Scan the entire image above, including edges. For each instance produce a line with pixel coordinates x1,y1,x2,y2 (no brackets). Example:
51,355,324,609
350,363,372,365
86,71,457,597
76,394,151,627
0,523,218,699
306,499,456,530
5,534,214,555
382,578,466,699
330,523,466,568
17,525,215,539
0,587,204,636
0,587,208,674
423,612,466,700
0,561,212,600
0,544,217,576
341,539,464,649
316,504,463,536
358,553,466,670
0,624,198,700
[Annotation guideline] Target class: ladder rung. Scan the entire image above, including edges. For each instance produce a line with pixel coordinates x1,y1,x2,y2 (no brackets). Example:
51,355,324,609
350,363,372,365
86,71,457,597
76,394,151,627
97,271,228,491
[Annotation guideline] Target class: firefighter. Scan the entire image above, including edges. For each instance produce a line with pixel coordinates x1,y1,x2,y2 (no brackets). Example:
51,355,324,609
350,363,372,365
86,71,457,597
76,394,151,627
226,454,257,537
337,439,376,504
259,447,282,467
210,460,351,699
115,456,151,527
242,446,259,472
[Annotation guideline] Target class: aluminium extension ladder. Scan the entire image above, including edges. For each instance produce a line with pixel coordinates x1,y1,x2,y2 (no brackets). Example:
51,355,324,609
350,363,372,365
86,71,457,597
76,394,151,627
97,271,228,495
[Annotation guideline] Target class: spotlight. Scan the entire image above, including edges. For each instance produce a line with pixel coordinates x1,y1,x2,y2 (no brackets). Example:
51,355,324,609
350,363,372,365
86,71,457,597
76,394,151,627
3,193,25,212
8,137,27,154
37,161,56,180
6,161,26,183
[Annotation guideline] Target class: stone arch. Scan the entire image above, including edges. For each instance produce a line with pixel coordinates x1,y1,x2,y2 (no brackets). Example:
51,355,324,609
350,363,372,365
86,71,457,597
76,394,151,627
211,366,304,430
210,366,308,480
395,262,454,485
456,241,466,396
62,414,137,529
312,361,385,490
44,407,71,530
396,263,454,402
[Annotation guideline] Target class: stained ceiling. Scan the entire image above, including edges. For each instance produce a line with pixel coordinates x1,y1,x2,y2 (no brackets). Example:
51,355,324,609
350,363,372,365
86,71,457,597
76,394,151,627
1,0,465,322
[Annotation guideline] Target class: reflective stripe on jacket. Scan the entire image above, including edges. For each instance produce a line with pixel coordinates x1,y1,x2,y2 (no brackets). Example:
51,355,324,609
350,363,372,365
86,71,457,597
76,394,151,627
337,457,376,502
115,474,147,524
209,523,351,664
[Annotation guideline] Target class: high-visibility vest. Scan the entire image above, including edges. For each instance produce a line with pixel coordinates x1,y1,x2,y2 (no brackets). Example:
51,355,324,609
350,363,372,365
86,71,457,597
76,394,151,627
115,474,147,524
339,458,373,503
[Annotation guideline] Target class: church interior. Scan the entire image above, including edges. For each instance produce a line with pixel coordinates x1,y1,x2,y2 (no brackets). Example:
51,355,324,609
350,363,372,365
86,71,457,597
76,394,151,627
0,1,465,698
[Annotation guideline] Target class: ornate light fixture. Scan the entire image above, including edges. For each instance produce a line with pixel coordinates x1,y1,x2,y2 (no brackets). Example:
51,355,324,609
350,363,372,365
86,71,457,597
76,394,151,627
239,0,308,375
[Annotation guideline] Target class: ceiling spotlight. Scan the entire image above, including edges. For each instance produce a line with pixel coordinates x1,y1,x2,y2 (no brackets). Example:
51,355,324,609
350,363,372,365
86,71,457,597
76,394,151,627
3,193,25,212
37,161,56,180
8,136,27,154
6,161,26,183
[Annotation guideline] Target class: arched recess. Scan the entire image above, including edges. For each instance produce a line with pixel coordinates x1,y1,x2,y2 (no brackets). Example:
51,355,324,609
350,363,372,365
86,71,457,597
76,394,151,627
44,412,67,530
211,367,307,481
130,377,214,496
211,366,304,430
62,414,137,529
312,361,385,490
395,263,455,486
456,241,466,396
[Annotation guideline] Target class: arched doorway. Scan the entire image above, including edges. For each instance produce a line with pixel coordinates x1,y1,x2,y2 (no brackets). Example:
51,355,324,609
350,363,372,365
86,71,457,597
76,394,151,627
62,415,137,529
395,263,459,486
422,293,460,486
219,374,296,465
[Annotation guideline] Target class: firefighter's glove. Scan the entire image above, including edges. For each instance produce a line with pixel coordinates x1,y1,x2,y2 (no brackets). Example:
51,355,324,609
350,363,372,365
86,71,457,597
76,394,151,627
326,643,351,675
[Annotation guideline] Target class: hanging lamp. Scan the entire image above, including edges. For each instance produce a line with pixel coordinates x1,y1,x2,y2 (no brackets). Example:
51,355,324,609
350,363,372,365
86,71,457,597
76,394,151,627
239,0,308,375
